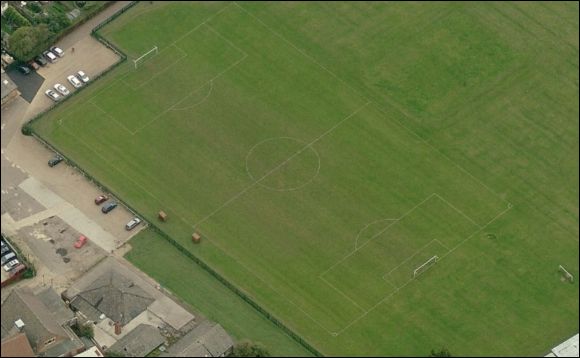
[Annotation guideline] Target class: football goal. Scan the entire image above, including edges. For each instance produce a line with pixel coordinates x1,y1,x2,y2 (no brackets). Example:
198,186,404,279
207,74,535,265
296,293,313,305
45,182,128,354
133,46,159,69
413,255,439,279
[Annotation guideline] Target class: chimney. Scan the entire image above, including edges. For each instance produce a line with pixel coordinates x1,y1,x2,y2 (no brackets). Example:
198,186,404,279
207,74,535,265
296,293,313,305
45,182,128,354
14,319,25,332
114,322,122,335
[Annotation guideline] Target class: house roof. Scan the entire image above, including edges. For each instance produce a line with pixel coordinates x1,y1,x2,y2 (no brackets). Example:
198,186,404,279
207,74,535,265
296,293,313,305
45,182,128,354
74,269,154,325
163,321,234,357
107,324,164,357
0,332,35,357
0,287,69,353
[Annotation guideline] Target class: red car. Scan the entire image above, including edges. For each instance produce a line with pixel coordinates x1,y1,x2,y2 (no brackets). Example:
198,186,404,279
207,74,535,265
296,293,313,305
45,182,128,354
74,235,88,249
95,195,108,205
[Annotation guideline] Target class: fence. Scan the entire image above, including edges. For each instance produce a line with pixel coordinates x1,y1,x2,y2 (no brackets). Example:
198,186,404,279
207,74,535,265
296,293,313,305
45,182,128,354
22,2,323,356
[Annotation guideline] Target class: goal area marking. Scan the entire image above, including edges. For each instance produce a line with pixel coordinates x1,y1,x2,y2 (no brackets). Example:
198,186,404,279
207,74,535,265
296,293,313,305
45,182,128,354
133,46,159,69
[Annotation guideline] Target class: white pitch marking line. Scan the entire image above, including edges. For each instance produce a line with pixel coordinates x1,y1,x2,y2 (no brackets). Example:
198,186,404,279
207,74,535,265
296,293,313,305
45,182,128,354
354,218,397,250
433,193,482,228
319,275,367,314
171,81,214,111
193,101,370,229
320,193,437,278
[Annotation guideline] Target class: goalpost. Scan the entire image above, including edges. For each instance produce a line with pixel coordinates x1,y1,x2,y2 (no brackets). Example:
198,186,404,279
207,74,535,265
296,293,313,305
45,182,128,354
133,46,159,69
413,255,439,279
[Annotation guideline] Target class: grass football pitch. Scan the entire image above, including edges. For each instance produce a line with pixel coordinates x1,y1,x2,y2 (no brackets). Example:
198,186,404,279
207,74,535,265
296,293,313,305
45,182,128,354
33,2,578,356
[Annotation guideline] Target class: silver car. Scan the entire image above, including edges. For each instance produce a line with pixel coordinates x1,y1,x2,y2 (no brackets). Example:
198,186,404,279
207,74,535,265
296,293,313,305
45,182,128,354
67,75,82,88
45,89,61,102
54,83,70,96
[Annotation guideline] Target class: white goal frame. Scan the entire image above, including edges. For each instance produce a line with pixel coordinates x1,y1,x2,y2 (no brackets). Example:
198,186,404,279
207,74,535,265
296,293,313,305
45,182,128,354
559,265,574,283
413,255,439,278
133,46,159,69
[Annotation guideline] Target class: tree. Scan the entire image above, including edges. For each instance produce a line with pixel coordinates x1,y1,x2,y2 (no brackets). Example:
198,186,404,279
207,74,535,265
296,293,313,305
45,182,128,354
232,340,271,357
430,347,452,357
3,6,32,29
8,24,53,62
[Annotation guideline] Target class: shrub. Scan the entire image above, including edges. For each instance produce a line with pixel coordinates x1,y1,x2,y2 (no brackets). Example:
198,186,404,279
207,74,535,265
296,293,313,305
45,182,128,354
430,347,452,357
26,2,43,14
232,340,271,357
21,123,33,136
3,6,32,29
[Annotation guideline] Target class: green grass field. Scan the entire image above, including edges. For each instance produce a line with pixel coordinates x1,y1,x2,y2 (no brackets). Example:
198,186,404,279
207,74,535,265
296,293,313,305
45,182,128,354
33,2,578,356
125,229,312,356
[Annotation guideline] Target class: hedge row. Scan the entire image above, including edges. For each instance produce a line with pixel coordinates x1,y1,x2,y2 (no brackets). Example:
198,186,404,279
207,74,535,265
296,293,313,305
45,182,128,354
24,2,323,356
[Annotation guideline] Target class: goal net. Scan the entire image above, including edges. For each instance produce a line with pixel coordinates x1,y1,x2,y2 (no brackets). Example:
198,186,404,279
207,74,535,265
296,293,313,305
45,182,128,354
133,46,159,69
413,255,439,278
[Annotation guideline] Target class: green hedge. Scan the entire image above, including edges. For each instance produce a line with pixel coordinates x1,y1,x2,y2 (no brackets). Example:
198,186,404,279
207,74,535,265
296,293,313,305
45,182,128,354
24,2,322,356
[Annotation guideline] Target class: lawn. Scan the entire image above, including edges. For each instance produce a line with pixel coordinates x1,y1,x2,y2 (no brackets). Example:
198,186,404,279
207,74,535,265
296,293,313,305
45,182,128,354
125,229,312,357
32,2,578,356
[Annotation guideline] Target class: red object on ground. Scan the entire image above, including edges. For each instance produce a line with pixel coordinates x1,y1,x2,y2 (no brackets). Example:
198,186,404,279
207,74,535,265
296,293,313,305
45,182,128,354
74,235,88,249
95,195,108,205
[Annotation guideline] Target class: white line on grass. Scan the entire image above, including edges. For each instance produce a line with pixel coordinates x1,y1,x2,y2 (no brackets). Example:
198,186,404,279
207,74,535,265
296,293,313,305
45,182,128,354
123,44,188,91
192,101,371,229
132,51,248,135
354,218,397,250
88,100,134,136
319,194,437,278
319,275,367,314
333,201,514,336
433,193,482,228
171,81,214,111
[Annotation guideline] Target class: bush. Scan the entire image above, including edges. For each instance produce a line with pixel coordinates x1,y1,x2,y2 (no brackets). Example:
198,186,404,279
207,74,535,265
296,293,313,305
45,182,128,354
21,123,33,136
73,322,94,339
3,6,32,29
8,24,53,62
232,340,271,357
46,8,71,33
75,1,87,9
430,347,452,357
26,2,43,14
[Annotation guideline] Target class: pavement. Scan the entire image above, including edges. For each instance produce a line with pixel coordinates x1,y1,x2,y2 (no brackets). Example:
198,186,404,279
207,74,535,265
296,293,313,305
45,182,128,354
0,1,140,300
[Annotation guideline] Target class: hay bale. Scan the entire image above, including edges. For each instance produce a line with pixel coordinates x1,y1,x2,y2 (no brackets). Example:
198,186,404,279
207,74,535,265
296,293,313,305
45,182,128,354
158,211,167,222
192,232,201,244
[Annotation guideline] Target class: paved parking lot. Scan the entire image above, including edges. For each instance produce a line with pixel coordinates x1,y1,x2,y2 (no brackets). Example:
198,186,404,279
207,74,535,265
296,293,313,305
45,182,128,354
5,67,45,103
1,1,139,300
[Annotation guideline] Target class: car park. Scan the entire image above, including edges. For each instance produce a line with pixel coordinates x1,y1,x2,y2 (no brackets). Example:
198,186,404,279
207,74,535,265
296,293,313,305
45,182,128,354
48,155,64,167
74,235,88,249
17,65,31,75
1,252,16,265
45,89,60,102
77,70,89,83
125,217,142,231
67,75,83,88
35,56,48,67
43,50,58,63
95,194,108,205
54,83,70,96
3,259,20,272
50,46,64,57
101,201,118,214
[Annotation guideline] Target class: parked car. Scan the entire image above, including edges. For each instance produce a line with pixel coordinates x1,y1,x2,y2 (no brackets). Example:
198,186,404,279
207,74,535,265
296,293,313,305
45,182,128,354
1,246,11,255
28,60,40,70
54,83,70,96
48,155,63,167
94,194,108,205
101,201,118,214
74,235,88,249
17,65,31,75
1,252,16,265
125,217,142,231
67,75,82,88
0,240,6,247
77,70,89,83
3,259,20,272
43,50,57,63
35,55,48,67
45,89,60,102
50,46,64,57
